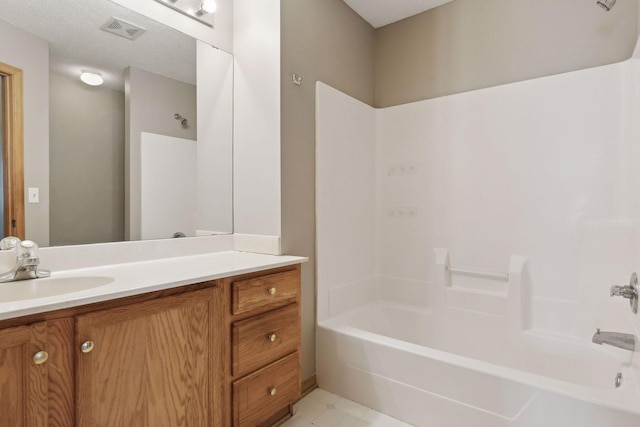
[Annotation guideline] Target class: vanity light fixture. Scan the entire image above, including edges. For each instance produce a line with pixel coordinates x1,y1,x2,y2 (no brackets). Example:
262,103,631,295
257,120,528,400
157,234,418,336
80,71,104,87
197,0,217,15
154,0,216,27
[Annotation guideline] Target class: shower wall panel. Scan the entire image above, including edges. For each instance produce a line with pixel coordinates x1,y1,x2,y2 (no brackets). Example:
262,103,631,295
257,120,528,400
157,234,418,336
375,61,639,337
317,59,640,340
316,82,376,321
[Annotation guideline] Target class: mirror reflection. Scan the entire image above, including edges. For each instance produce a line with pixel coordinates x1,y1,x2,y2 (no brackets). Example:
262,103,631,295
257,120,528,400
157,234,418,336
0,0,233,247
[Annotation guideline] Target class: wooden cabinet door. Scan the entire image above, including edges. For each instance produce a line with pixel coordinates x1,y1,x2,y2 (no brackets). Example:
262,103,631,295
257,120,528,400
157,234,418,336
76,286,224,427
0,322,48,427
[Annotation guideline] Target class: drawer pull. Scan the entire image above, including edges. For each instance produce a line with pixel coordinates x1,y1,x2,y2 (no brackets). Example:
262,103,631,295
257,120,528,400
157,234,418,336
269,287,277,295
269,387,277,396
268,333,277,342
33,350,48,365
81,341,95,353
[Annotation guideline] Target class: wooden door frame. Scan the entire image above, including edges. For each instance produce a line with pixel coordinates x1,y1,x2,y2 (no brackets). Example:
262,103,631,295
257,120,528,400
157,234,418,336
0,62,25,239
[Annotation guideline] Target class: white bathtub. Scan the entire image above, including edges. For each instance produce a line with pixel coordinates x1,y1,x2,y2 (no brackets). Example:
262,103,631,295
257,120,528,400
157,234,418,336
317,302,640,427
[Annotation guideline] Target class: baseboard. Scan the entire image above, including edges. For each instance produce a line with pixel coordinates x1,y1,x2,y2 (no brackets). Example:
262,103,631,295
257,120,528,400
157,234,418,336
301,375,317,397
273,376,316,425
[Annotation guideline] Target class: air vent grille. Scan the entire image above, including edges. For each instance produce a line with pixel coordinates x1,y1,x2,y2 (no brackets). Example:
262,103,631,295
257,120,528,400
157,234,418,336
101,17,146,40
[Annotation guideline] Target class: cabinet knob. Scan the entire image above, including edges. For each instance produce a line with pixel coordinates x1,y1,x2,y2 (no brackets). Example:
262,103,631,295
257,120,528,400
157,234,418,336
269,387,277,396
33,350,48,365
81,341,95,353
268,333,277,342
269,287,277,295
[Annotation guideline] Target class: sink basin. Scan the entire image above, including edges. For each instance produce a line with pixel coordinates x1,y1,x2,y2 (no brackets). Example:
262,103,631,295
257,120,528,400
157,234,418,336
0,276,114,302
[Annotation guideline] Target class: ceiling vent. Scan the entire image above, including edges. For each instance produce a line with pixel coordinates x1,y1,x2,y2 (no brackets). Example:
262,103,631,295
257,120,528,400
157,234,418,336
101,17,146,41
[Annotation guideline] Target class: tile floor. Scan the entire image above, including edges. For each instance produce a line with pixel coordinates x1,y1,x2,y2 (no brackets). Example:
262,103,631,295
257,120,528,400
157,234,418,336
281,388,414,427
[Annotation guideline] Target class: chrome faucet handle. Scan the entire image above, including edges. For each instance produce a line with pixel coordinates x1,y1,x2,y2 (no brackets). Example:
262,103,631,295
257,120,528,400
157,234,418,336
17,240,38,259
610,273,639,315
0,236,21,251
18,240,49,278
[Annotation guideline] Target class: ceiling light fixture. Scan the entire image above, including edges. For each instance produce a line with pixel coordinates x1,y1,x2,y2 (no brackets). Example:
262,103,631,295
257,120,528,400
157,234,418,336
80,71,104,86
154,0,215,27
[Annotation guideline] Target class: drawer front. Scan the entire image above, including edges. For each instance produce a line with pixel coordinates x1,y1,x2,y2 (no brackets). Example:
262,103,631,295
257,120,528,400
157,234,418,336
233,352,300,427
232,304,299,377
232,269,299,315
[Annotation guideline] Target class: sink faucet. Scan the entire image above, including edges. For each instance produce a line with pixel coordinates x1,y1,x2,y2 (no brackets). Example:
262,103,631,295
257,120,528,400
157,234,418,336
0,237,50,282
592,329,635,351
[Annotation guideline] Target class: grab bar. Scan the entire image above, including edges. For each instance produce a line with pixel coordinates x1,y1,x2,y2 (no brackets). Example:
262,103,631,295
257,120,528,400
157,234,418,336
446,265,509,281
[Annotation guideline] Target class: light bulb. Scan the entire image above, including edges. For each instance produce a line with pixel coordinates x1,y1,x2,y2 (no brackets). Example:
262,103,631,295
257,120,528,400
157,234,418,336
201,0,217,13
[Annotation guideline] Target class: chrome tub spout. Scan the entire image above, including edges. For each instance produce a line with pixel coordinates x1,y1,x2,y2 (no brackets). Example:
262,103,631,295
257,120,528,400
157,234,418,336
592,329,635,352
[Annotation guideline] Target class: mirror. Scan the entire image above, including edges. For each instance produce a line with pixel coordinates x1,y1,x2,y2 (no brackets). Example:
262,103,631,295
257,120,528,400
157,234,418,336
0,0,233,247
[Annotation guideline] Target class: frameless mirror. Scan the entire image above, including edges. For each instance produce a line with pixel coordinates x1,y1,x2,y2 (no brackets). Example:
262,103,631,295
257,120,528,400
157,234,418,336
0,0,233,247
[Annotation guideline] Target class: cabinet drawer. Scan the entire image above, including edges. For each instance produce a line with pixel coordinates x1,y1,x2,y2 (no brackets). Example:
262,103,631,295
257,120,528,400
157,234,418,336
233,352,300,427
232,269,299,315
232,304,299,376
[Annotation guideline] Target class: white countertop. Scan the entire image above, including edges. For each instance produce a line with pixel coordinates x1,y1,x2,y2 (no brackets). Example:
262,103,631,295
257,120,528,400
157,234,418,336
0,250,307,321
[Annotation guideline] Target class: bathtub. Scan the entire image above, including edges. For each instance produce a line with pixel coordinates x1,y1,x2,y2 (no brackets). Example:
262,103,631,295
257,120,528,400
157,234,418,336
316,302,640,427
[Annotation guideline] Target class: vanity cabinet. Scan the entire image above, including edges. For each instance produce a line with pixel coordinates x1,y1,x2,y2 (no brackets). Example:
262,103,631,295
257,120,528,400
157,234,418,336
75,287,224,426
226,267,302,427
0,263,302,427
0,322,48,427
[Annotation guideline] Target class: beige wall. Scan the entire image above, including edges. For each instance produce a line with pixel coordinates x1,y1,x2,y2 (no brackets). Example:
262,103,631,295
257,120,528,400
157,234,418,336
280,0,375,381
49,74,125,246
375,0,639,107
0,19,50,245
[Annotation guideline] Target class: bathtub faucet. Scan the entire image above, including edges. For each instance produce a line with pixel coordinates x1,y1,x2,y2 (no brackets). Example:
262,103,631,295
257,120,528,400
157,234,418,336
592,329,635,352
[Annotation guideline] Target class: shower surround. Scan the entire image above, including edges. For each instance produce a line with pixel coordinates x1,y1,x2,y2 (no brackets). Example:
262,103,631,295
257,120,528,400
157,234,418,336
315,47,640,425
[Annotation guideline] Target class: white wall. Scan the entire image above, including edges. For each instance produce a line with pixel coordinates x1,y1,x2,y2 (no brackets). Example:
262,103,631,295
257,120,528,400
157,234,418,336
0,19,49,245
197,41,233,234
317,58,640,344
233,0,282,238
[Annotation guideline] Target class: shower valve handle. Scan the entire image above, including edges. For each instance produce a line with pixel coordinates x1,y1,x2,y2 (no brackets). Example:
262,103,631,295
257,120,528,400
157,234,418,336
610,273,639,315
610,286,635,299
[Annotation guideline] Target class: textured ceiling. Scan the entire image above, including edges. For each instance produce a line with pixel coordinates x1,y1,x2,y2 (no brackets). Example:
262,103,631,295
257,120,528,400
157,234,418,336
0,0,196,90
343,0,455,28
0,0,455,90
